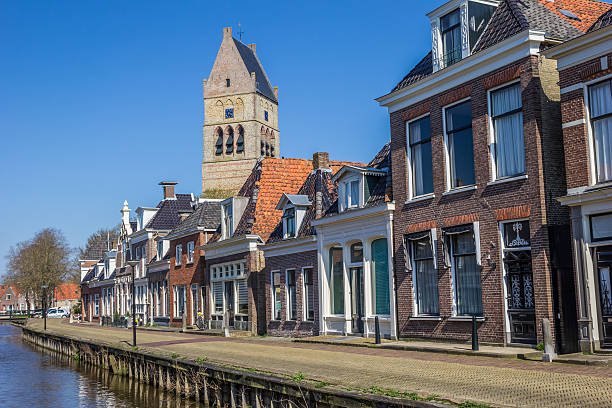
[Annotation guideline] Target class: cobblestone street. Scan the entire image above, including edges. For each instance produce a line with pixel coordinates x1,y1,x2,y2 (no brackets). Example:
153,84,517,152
27,320,612,407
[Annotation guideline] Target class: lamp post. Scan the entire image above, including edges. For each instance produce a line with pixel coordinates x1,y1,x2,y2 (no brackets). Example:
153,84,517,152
41,284,48,331
127,258,139,347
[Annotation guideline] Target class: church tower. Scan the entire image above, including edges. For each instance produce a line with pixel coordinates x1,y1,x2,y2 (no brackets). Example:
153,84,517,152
202,27,279,196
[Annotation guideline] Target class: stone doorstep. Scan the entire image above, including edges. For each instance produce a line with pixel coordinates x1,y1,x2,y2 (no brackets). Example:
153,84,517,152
294,337,542,360
181,328,252,337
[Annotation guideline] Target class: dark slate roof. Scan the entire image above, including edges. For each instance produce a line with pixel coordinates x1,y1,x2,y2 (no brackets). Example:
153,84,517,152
392,0,595,93
168,200,222,237
145,194,194,231
233,39,277,102
81,232,117,261
392,52,433,93
588,6,612,32
473,0,582,52
81,268,96,283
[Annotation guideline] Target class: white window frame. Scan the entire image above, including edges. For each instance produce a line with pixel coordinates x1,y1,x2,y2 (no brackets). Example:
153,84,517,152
302,267,315,322
283,206,296,238
487,80,525,181
448,221,481,316
443,97,474,192
157,241,164,259
93,294,99,316
187,241,195,264
328,246,345,316
174,285,186,317
410,228,439,317
406,113,434,200
175,244,182,266
285,269,297,321
271,270,281,321
340,176,361,212
584,73,612,186
222,202,234,239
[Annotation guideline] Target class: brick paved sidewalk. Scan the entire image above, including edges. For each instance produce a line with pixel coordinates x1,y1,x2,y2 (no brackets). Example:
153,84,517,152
27,319,612,408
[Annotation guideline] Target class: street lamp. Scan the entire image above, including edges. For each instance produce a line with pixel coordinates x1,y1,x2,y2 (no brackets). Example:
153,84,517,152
126,257,139,347
41,284,48,331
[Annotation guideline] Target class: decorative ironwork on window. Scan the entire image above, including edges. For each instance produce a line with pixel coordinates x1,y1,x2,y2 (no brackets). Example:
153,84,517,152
504,221,530,248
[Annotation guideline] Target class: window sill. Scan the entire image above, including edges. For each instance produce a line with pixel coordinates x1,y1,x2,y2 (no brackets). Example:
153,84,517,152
448,316,486,322
487,174,527,186
442,185,477,196
405,193,435,205
409,316,442,321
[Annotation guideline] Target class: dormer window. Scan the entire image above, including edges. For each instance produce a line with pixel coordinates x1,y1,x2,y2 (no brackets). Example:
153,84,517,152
283,207,296,238
223,202,233,239
441,9,461,68
157,241,164,259
430,1,497,73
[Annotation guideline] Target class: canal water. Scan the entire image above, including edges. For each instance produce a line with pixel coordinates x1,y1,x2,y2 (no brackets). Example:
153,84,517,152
0,322,204,408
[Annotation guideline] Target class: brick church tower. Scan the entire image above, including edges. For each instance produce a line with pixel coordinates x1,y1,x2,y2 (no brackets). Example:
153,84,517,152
202,27,279,196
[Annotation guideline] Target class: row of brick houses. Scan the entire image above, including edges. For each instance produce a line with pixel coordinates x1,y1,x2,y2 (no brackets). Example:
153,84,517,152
79,0,612,354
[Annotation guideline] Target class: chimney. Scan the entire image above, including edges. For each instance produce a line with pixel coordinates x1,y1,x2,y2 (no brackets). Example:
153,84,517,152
121,201,132,235
159,181,178,200
248,43,256,53
223,26,232,39
312,152,330,170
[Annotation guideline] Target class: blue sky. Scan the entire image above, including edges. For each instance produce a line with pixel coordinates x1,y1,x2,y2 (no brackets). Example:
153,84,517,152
0,1,445,276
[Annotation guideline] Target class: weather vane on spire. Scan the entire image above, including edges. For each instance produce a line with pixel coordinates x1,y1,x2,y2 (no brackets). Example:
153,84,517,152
238,22,244,41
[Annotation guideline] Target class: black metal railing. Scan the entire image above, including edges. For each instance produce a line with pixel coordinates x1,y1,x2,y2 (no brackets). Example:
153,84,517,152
441,47,462,69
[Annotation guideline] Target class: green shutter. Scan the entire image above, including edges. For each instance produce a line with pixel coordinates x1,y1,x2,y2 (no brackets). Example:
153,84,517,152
372,238,390,315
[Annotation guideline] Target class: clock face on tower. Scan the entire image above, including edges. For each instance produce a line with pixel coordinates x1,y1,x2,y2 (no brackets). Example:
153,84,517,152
225,108,234,119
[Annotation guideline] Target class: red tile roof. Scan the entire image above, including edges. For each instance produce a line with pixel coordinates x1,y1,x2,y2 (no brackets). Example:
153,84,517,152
54,283,80,301
537,0,611,32
233,158,365,242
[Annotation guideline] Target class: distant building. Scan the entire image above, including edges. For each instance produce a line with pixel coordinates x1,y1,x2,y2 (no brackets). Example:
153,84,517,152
52,283,81,310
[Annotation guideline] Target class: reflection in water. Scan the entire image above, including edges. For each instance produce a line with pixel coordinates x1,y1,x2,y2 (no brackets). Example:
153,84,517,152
0,323,204,408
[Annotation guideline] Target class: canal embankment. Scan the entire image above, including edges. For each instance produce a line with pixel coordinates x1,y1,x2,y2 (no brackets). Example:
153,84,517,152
21,324,445,408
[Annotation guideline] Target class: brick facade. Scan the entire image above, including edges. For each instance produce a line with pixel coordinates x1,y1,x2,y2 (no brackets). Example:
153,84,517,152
168,232,205,327
389,56,573,346
264,250,319,337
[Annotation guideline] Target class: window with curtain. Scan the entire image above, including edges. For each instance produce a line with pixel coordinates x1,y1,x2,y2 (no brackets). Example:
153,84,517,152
187,241,195,263
451,231,482,315
303,268,314,321
408,116,433,197
343,180,360,209
213,282,223,314
441,9,462,68
446,101,475,188
412,235,439,315
286,270,297,320
589,79,612,183
272,271,281,320
491,83,525,178
329,247,344,315
223,203,233,238
237,280,248,314
371,238,390,315
174,285,186,316
175,245,182,266
283,207,296,238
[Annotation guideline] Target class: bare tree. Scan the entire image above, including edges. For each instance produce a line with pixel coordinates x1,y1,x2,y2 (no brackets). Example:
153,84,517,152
5,228,75,308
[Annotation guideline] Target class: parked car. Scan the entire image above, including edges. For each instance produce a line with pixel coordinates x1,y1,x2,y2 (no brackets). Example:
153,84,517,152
47,307,70,318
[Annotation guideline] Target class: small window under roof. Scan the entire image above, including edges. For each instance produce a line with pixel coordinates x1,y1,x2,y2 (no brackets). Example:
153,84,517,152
559,9,581,21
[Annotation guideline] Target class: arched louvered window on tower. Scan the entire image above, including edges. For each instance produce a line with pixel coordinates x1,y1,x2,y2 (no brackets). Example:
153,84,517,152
261,141,265,156
236,127,244,153
215,128,223,155
265,142,270,157
226,127,234,154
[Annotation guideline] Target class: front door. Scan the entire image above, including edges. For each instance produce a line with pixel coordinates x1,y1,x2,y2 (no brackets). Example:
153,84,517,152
597,246,612,347
350,267,364,334
224,281,235,328
504,250,537,344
